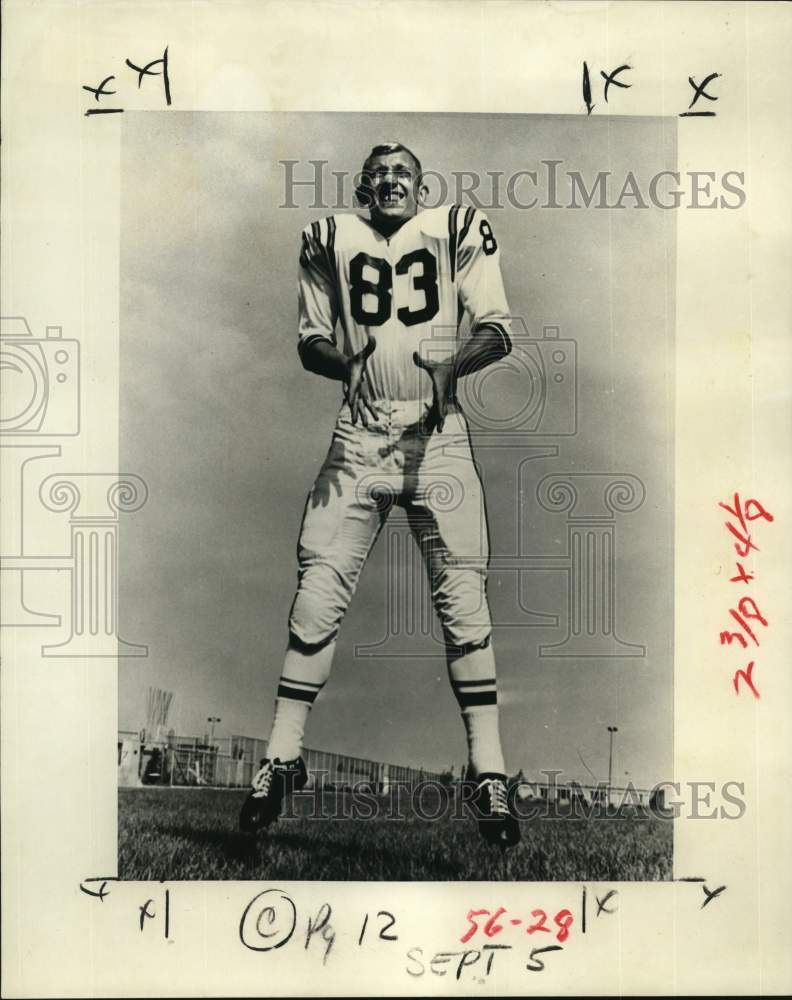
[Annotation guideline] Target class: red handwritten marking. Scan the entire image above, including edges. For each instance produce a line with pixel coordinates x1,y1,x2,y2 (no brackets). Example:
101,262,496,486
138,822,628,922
720,598,768,648
461,908,573,944
720,629,748,649
527,910,551,935
733,661,760,699
728,609,759,646
460,909,488,944
722,597,768,648
719,493,774,527
719,493,774,701
719,493,774,558
743,498,774,522
729,563,753,585
484,908,506,938
725,521,758,558
554,909,574,943
737,597,768,628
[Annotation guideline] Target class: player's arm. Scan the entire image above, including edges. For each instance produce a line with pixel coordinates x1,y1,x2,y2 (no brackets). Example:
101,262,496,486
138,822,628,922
297,224,379,425
303,334,378,427
299,337,348,381
414,209,512,432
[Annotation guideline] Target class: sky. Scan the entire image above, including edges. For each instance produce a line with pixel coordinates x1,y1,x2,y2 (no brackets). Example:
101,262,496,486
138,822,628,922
119,111,676,788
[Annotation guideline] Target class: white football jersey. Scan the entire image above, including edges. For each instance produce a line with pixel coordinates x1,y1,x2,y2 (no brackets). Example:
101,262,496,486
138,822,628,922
297,205,511,402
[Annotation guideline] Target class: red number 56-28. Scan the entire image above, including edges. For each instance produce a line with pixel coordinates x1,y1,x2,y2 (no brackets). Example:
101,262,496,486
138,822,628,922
461,907,573,944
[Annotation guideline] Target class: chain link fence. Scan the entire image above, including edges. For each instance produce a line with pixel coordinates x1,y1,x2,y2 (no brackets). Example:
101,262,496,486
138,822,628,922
118,730,450,791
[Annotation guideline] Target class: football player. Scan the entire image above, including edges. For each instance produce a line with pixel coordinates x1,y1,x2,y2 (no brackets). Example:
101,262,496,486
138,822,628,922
240,142,520,847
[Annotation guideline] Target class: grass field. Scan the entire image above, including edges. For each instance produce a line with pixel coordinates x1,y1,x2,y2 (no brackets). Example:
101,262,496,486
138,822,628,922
119,787,673,881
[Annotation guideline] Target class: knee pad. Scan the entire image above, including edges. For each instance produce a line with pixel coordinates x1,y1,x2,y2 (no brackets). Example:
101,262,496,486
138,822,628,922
288,564,351,647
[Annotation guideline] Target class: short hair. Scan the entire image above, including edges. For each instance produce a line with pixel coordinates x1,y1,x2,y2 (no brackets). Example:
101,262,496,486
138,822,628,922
355,141,423,206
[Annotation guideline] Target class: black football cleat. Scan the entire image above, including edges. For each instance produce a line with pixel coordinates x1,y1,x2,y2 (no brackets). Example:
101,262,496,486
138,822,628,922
239,756,308,834
472,772,521,848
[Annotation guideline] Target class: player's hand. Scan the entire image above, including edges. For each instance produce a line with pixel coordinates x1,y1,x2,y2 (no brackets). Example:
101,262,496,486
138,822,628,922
345,333,379,427
413,352,456,433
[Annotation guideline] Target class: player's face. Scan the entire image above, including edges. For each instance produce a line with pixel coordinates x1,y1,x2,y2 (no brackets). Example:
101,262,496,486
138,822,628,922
365,152,422,224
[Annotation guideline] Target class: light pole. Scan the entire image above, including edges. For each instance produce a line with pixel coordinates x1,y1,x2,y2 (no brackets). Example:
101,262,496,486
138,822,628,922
208,716,221,747
607,726,618,793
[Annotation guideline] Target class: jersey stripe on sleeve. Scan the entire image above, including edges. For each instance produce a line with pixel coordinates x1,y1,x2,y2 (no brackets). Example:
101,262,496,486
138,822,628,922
457,205,476,247
325,216,338,286
300,218,337,287
448,204,460,280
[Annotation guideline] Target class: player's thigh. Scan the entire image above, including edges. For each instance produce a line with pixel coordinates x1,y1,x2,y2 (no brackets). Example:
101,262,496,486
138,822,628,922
405,492,491,645
297,428,385,569
410,413,489,564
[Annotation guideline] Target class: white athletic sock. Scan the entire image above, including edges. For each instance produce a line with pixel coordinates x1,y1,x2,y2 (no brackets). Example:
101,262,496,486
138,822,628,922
460,705,506,777
266,639,335,763
448,641,506,776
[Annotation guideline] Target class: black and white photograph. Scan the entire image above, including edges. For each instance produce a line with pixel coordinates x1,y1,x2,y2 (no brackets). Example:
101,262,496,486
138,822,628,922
3,2,791,996
118,111,675,881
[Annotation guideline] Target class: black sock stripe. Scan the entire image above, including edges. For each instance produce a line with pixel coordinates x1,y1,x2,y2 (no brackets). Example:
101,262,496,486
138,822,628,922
452,677,497,689
277,684,320,704
280,676,324,690
458,691,498,708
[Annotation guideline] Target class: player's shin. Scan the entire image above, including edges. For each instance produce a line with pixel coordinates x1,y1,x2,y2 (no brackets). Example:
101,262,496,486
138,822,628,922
265,634,336,762
447,637,506,777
